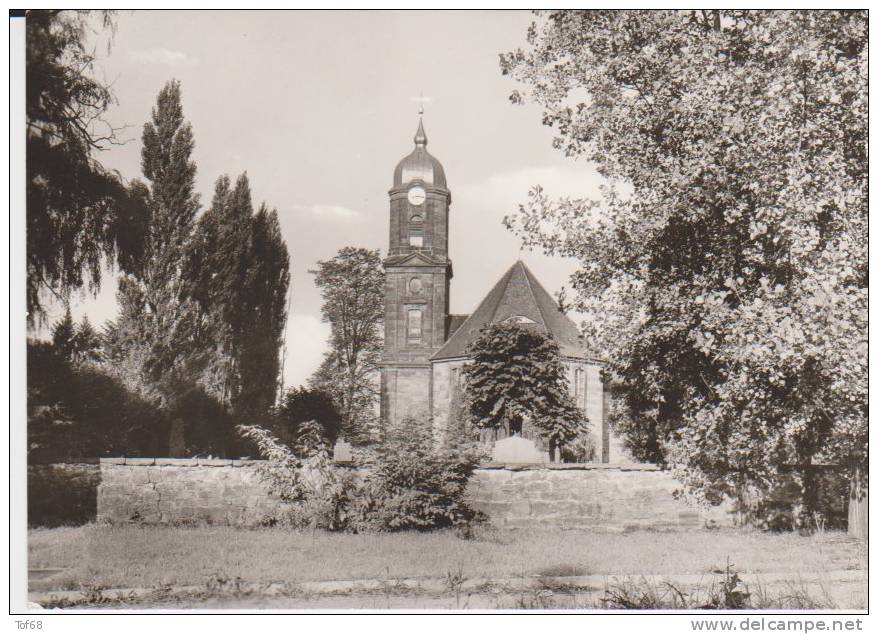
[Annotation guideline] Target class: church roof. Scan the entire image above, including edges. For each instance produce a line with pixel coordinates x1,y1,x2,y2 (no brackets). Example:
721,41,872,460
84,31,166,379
431,260,590,361
393,118,447,189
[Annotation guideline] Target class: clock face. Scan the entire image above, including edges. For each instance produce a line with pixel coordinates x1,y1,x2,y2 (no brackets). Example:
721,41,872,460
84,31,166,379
407,186,426,206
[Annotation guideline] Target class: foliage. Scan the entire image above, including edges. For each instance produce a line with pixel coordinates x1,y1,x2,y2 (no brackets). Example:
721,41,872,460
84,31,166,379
26,9,149,326
236,424,307,503
237,418,484,533
238,423,357,531
27,339,168,462
273,386,343,448
463,322,586,458
361,416,485,532
501,10,867,515
559,433,598,464
51,308,102,364
308,247,384,442
106,82,289,453
185,175,290,419
109,80,202,400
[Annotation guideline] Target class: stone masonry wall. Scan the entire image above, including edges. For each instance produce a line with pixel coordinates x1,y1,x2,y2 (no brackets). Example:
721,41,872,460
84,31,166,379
468,464,734,530
97,458,279,527
96,458,735,530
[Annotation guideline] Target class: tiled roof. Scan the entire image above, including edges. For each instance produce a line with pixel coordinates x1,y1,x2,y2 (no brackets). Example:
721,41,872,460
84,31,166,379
432,260,590,361
447,314,470,339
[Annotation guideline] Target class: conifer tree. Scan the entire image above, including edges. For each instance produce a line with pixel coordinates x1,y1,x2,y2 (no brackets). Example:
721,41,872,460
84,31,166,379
50,306,76,360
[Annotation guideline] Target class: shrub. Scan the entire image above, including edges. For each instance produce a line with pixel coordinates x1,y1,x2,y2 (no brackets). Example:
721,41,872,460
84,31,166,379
360,416,485,532
238,417,486,533
272,386,343,448
560,433,598,463
237,422,355,530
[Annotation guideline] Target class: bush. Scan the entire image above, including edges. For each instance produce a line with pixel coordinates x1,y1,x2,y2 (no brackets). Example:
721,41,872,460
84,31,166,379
238,422,355,531
27,340,170,461
272,387,343,448
237,417,486,533
560,433,598,463
360,416,485,532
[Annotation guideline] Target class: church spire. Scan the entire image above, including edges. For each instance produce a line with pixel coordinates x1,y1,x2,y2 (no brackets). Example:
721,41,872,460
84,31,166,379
414,117,427,147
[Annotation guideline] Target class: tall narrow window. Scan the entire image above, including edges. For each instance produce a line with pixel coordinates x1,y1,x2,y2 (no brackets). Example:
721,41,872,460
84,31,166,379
407,308,422,344
409,214,424,247
409,226,423,247
581,369,588,409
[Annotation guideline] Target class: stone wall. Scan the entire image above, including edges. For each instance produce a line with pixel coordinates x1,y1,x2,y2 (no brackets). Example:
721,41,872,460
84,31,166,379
95,458,735,530
28,462,101,527
97,458,279,527
467,463,734,530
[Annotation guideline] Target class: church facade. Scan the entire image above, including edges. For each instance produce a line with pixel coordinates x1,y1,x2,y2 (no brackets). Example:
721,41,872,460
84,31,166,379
379,117,613,462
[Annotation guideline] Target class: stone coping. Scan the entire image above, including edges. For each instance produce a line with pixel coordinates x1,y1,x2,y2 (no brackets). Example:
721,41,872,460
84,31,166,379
476,462,661,471
97,457,662,471
99,457,258,467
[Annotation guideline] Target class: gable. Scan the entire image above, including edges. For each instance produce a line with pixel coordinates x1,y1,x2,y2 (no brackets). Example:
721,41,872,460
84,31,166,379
432,260,591,361
384,251,445,268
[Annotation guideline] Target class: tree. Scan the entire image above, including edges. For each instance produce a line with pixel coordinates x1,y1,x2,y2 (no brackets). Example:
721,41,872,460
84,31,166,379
462,322,586,461
273,386,343,448
50,306,76,359
110,79,201,394
27,338,169,462
26,10,149,327
74,315,102,363
501,10,867,519
235,204,290,418
106,80,205,455
184,174,290,419
309,247,384,441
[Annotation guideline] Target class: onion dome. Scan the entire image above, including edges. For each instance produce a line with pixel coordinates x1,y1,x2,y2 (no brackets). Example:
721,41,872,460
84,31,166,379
393,118,447,189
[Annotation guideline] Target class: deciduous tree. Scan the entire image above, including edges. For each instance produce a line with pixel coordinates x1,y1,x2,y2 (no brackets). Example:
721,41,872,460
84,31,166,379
501,10,867,518
309,247,384,441
26,10,149,326
463,322,586,460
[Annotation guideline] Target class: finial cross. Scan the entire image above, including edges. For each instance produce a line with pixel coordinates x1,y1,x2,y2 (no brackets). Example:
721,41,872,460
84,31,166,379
418,91,425,116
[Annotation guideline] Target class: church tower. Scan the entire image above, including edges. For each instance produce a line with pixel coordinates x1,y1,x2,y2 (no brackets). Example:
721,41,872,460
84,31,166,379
380,115,452,427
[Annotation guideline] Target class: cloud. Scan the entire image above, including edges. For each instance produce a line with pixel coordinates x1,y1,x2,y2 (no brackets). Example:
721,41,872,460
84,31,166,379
129,48,200,67
281,313,331,389
291,204,360,221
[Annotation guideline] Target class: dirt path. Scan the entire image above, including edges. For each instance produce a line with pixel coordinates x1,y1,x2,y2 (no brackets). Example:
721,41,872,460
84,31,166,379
29,570,867,611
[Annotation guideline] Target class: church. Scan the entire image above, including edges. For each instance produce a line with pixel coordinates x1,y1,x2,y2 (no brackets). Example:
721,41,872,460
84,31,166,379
379,116,614,462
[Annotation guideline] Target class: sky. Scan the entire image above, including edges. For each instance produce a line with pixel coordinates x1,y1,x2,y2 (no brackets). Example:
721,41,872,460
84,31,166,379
52,10,609,389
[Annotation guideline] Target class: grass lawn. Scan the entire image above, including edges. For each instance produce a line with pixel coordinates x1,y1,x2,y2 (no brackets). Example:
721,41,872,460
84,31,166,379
28,524,866,592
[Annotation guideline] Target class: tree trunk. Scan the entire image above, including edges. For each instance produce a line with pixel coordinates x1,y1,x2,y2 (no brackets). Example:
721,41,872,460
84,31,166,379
848,465,867,539
168,418,186,458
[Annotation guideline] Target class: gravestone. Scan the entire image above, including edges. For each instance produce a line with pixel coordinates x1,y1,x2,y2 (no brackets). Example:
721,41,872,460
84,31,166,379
333,439,353,463
491,435,546,464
